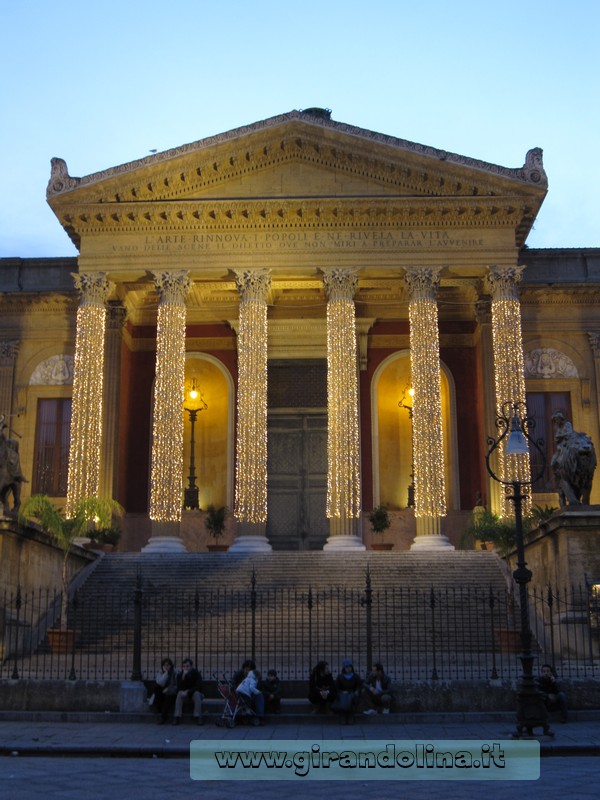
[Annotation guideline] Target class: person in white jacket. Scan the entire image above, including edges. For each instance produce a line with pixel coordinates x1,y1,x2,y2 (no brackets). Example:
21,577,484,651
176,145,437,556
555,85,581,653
235,659,265,725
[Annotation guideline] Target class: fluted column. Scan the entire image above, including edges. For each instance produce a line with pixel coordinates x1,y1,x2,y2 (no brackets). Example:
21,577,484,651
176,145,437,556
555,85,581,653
487,265,531,515
322,267,365,551
100,302,127,500
405,266,453,550
229,268,272,553
144,270,192,553
66,272,112,515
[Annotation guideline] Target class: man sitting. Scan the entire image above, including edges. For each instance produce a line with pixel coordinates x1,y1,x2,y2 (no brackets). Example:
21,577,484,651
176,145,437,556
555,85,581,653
363,663,393,715
173,658,204,725
538,664,568,723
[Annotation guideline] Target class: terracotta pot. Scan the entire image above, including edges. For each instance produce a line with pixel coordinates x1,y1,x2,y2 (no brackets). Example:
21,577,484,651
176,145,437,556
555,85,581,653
371,542,394,551
47,628,76,654
207,543,229,552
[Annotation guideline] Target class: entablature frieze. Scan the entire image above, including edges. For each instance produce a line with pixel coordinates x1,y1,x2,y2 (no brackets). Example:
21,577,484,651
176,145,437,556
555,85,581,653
0,294,77,315
520,285,600,305
58,196,532,244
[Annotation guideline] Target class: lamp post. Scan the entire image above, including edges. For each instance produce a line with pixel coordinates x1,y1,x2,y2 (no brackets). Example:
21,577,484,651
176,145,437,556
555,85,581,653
485,400,553,738
183,378,207,511
398,385,415,508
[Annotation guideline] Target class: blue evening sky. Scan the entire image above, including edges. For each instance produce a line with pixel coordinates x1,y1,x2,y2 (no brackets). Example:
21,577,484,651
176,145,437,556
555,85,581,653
1,0,598,257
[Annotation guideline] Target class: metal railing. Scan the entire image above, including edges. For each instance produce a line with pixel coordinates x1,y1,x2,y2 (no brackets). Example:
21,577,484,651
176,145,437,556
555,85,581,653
1,572,598,683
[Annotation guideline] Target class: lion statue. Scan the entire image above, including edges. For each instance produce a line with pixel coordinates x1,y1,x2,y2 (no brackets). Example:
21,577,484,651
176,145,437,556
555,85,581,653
550,412,597,507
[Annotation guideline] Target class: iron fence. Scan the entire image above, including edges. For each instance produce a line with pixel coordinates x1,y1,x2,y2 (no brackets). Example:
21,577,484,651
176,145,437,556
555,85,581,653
1,573,598,683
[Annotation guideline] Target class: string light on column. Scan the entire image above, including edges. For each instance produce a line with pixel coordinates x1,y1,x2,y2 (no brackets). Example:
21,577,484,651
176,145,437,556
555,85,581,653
149,271,192,523
488,265,531,516
405,266,446,519
66,273,112,516
234,268,271,524
323,267,361,520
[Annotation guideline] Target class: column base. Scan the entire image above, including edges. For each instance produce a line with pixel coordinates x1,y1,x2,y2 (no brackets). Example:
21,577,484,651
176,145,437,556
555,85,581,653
229,521,272,553
141,520,187,553
141,535,188,553
323,535,366,551
409,515,454,551
410,534,455,551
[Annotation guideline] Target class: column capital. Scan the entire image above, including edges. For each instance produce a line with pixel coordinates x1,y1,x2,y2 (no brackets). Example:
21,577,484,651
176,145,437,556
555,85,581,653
106,301,128,330
0,340,19,366
475,295,492,325
152,270,192,304
404,266,442,300
72,272,113,306
234,268,271,303
588,332,600,357
322,267,359,302
486,265,525,300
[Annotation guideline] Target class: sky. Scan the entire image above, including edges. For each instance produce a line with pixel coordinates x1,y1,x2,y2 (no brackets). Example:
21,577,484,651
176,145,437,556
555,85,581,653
1,0,598,258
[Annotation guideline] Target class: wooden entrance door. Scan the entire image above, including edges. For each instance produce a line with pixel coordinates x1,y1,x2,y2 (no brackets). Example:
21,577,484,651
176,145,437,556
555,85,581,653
267,412,328,550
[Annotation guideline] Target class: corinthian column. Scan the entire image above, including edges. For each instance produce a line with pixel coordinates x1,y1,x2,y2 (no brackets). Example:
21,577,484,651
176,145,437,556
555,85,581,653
405,266,453,550
322,267,365,551
144,270,192,553
487,265,530,514
229,268,273,553
66,272,112,515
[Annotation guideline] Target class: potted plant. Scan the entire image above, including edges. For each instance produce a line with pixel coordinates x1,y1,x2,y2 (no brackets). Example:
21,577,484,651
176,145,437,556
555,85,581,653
205,504,228,551
89,524,121,552
368,505,393,551
19,495,123,652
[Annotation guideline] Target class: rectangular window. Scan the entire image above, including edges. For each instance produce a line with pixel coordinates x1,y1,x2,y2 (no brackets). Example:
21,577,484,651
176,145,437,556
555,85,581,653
32,398,72,496
526,391,571,493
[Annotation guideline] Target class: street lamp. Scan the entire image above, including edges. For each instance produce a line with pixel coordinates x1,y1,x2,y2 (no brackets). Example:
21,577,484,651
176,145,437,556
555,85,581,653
485,400,553,738
183,378,207,510
398,385,415,507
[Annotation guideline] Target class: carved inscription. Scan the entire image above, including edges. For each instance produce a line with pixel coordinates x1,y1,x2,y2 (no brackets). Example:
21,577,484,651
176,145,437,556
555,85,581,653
107,229,486,254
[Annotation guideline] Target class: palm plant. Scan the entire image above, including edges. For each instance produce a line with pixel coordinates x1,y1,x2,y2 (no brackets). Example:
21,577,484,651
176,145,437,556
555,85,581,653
368,505,391,536
19,495,123,629
204,504,228,541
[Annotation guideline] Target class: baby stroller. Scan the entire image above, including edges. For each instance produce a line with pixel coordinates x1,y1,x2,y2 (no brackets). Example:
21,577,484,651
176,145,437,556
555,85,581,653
215,674,256,728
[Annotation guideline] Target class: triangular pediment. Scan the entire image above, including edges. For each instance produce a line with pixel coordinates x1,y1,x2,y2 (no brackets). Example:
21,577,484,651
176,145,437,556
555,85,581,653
48,110,547,204
47,110,548,248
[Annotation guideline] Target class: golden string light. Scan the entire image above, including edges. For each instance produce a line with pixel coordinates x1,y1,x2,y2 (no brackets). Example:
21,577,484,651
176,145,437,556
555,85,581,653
66,273,111,516
149,271,192,523
323,268,361,520
234,269,271,524
405,267,446,520
488,266,531,515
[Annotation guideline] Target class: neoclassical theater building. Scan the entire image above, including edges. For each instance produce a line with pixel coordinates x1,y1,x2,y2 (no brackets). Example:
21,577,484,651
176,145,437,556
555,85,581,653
1,109,599,553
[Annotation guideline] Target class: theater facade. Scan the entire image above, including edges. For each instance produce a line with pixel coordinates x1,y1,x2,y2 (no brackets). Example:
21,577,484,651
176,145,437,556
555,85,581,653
1,109,599,553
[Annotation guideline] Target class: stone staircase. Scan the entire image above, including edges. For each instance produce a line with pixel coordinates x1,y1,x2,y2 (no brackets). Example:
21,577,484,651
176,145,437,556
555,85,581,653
66,551,518,684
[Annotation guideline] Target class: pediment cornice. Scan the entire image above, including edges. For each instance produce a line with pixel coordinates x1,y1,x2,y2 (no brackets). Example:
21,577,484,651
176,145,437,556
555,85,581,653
47,112,547,208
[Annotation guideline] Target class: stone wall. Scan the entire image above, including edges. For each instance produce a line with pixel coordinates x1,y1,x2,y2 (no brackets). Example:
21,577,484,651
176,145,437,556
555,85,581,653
0,517,95,598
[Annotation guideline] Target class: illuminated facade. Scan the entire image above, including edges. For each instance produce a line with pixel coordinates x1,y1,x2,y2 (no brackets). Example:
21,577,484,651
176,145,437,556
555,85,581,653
1,109,599,552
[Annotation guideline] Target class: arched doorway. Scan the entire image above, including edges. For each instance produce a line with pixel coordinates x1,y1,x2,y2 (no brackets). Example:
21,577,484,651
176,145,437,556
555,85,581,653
371,351,459,511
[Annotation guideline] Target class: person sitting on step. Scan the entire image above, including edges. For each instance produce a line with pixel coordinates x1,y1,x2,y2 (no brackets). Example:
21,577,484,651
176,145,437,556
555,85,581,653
333,658,363,725
362,662,393,715
258,669,282,714
236,659,265,726
537,663,569,723
172,657,204,725
308,660,337,714
152,657,178,724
